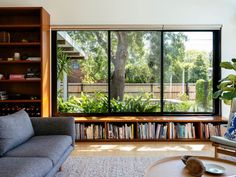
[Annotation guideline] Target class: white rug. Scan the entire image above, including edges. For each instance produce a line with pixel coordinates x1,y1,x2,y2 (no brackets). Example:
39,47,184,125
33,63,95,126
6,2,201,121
55,156,161,177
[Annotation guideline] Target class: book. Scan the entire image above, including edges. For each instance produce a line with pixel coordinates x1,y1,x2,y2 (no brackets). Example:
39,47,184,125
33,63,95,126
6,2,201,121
9,74,25,80
27,57,41,61
25,77,41,80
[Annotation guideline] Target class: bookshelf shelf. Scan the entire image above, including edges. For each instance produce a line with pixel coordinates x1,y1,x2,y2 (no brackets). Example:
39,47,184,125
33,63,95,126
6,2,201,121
74,116,228,142
0,42,40,46
0,25,40,29
0,80,41,82
0,100,41,103
0,61,41,64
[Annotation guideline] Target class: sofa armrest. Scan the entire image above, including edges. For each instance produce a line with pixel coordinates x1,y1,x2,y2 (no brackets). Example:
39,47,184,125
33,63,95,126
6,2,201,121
30,117,75,146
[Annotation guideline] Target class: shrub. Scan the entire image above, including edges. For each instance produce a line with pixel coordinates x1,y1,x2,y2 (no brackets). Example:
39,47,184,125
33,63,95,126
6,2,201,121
58,93,160,113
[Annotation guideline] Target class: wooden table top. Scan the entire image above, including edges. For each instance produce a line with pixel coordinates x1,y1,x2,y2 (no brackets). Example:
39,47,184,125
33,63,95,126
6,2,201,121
144,156,236,177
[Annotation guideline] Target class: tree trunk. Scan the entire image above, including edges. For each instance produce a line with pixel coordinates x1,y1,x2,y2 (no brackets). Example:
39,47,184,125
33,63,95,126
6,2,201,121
110,32,128,101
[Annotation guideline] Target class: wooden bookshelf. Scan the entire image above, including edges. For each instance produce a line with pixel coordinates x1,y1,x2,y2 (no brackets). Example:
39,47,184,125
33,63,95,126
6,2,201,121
74,116,228,142
0,7,50,117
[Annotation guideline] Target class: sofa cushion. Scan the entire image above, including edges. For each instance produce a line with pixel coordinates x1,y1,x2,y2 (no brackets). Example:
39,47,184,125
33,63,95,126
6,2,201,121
210,136,236,148
0,110,34,156
0,157,52,177
6,135,72,165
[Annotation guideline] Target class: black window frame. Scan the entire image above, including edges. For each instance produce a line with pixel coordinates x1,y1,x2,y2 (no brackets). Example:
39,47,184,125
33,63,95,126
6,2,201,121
51,29,221,117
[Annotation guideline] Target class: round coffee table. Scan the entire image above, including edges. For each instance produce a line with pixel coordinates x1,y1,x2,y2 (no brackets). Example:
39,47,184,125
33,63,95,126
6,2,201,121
144,156,236,177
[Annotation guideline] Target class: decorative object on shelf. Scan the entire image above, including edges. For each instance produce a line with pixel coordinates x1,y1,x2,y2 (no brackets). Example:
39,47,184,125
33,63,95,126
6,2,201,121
7,58,13,61
20,53,28,60
25,67,40,80
0,31,10,43
181,156,205,177
0,73,3,80
0,91,8,100
30,96,39,100
13,52,20,60
21,38,28,43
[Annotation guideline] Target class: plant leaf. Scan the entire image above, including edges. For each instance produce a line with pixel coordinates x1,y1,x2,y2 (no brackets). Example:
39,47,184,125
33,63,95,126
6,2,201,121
220,62,234,70
221,92,236,100
213,90,223,99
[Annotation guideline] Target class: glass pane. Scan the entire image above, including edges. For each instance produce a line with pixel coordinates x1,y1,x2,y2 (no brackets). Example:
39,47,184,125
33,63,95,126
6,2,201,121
163,32,213,112
57,31,108,113
110,31,161,113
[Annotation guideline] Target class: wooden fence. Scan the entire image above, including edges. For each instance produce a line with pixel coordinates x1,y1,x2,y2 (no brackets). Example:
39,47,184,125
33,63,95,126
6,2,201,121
62,83,196,100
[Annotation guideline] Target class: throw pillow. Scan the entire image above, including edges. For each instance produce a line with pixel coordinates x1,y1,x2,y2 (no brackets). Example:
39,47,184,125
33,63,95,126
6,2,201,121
224,113,236,141
0,110,34,156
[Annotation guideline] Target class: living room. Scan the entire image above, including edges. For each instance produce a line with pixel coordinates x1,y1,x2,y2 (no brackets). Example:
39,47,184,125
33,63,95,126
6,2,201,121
0,0,236,177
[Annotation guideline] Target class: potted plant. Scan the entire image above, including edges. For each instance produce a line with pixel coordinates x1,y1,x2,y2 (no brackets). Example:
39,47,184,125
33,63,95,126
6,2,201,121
213,58,236,105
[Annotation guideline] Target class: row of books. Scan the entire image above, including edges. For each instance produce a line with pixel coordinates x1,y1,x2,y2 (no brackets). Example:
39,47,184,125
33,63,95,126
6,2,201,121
75,123,105,140
202,123,227,139
138,123,167,139
107,123,134,139
169,123,196,139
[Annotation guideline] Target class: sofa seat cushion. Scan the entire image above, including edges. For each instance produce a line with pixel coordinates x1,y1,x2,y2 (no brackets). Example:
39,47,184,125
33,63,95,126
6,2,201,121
0,110,34,156
211,136,236,148
6,135,72,165
0,157,52,177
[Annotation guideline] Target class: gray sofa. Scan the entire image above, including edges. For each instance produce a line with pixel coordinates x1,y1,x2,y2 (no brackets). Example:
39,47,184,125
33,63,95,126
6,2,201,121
0,110,75,177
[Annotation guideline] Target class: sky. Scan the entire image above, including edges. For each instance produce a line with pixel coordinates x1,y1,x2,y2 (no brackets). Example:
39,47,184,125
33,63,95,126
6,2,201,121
184,32,213,52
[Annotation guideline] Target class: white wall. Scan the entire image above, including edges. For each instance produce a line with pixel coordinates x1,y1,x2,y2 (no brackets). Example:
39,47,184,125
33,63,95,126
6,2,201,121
1,0,236,117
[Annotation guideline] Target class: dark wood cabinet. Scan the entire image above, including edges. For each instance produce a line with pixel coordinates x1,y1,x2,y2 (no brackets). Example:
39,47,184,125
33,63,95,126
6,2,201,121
0,7,50,117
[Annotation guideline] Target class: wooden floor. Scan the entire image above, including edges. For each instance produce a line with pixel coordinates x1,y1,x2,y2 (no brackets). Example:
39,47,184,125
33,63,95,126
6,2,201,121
72,142,215,157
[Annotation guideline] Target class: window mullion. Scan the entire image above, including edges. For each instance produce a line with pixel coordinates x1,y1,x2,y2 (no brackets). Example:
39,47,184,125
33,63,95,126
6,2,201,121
108,31,111,113
160,31,164,113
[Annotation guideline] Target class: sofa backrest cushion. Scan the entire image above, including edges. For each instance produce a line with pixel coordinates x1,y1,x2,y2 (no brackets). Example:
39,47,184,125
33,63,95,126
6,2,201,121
0,110,34,156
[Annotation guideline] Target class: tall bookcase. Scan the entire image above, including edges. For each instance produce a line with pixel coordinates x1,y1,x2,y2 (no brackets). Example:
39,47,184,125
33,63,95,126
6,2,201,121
0,7,50,117
74,116,228,142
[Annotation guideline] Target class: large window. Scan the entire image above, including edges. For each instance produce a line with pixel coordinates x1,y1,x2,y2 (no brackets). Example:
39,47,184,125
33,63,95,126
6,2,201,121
52,29,221,116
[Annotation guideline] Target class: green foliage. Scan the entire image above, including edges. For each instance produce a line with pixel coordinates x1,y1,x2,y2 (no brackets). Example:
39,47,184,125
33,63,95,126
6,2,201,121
79,93,108,113
58,96,81,113
213,58,236,105
164,32,188,83
80,55,108,83
58,93,198,113
111,95,160,112
195,79,212,111
57,47,72,81
188,54,209,83
164,101,193,112
67,31,188,84
58,93,160,113
68,31,108,83
125,62,152,83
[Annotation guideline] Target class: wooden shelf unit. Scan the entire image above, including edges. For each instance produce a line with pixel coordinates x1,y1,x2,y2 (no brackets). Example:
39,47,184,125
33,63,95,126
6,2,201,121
0,7,50,117
74,116,228,142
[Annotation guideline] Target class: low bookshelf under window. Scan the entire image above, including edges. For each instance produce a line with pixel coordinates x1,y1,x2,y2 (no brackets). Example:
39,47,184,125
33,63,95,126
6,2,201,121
74,116,228,142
